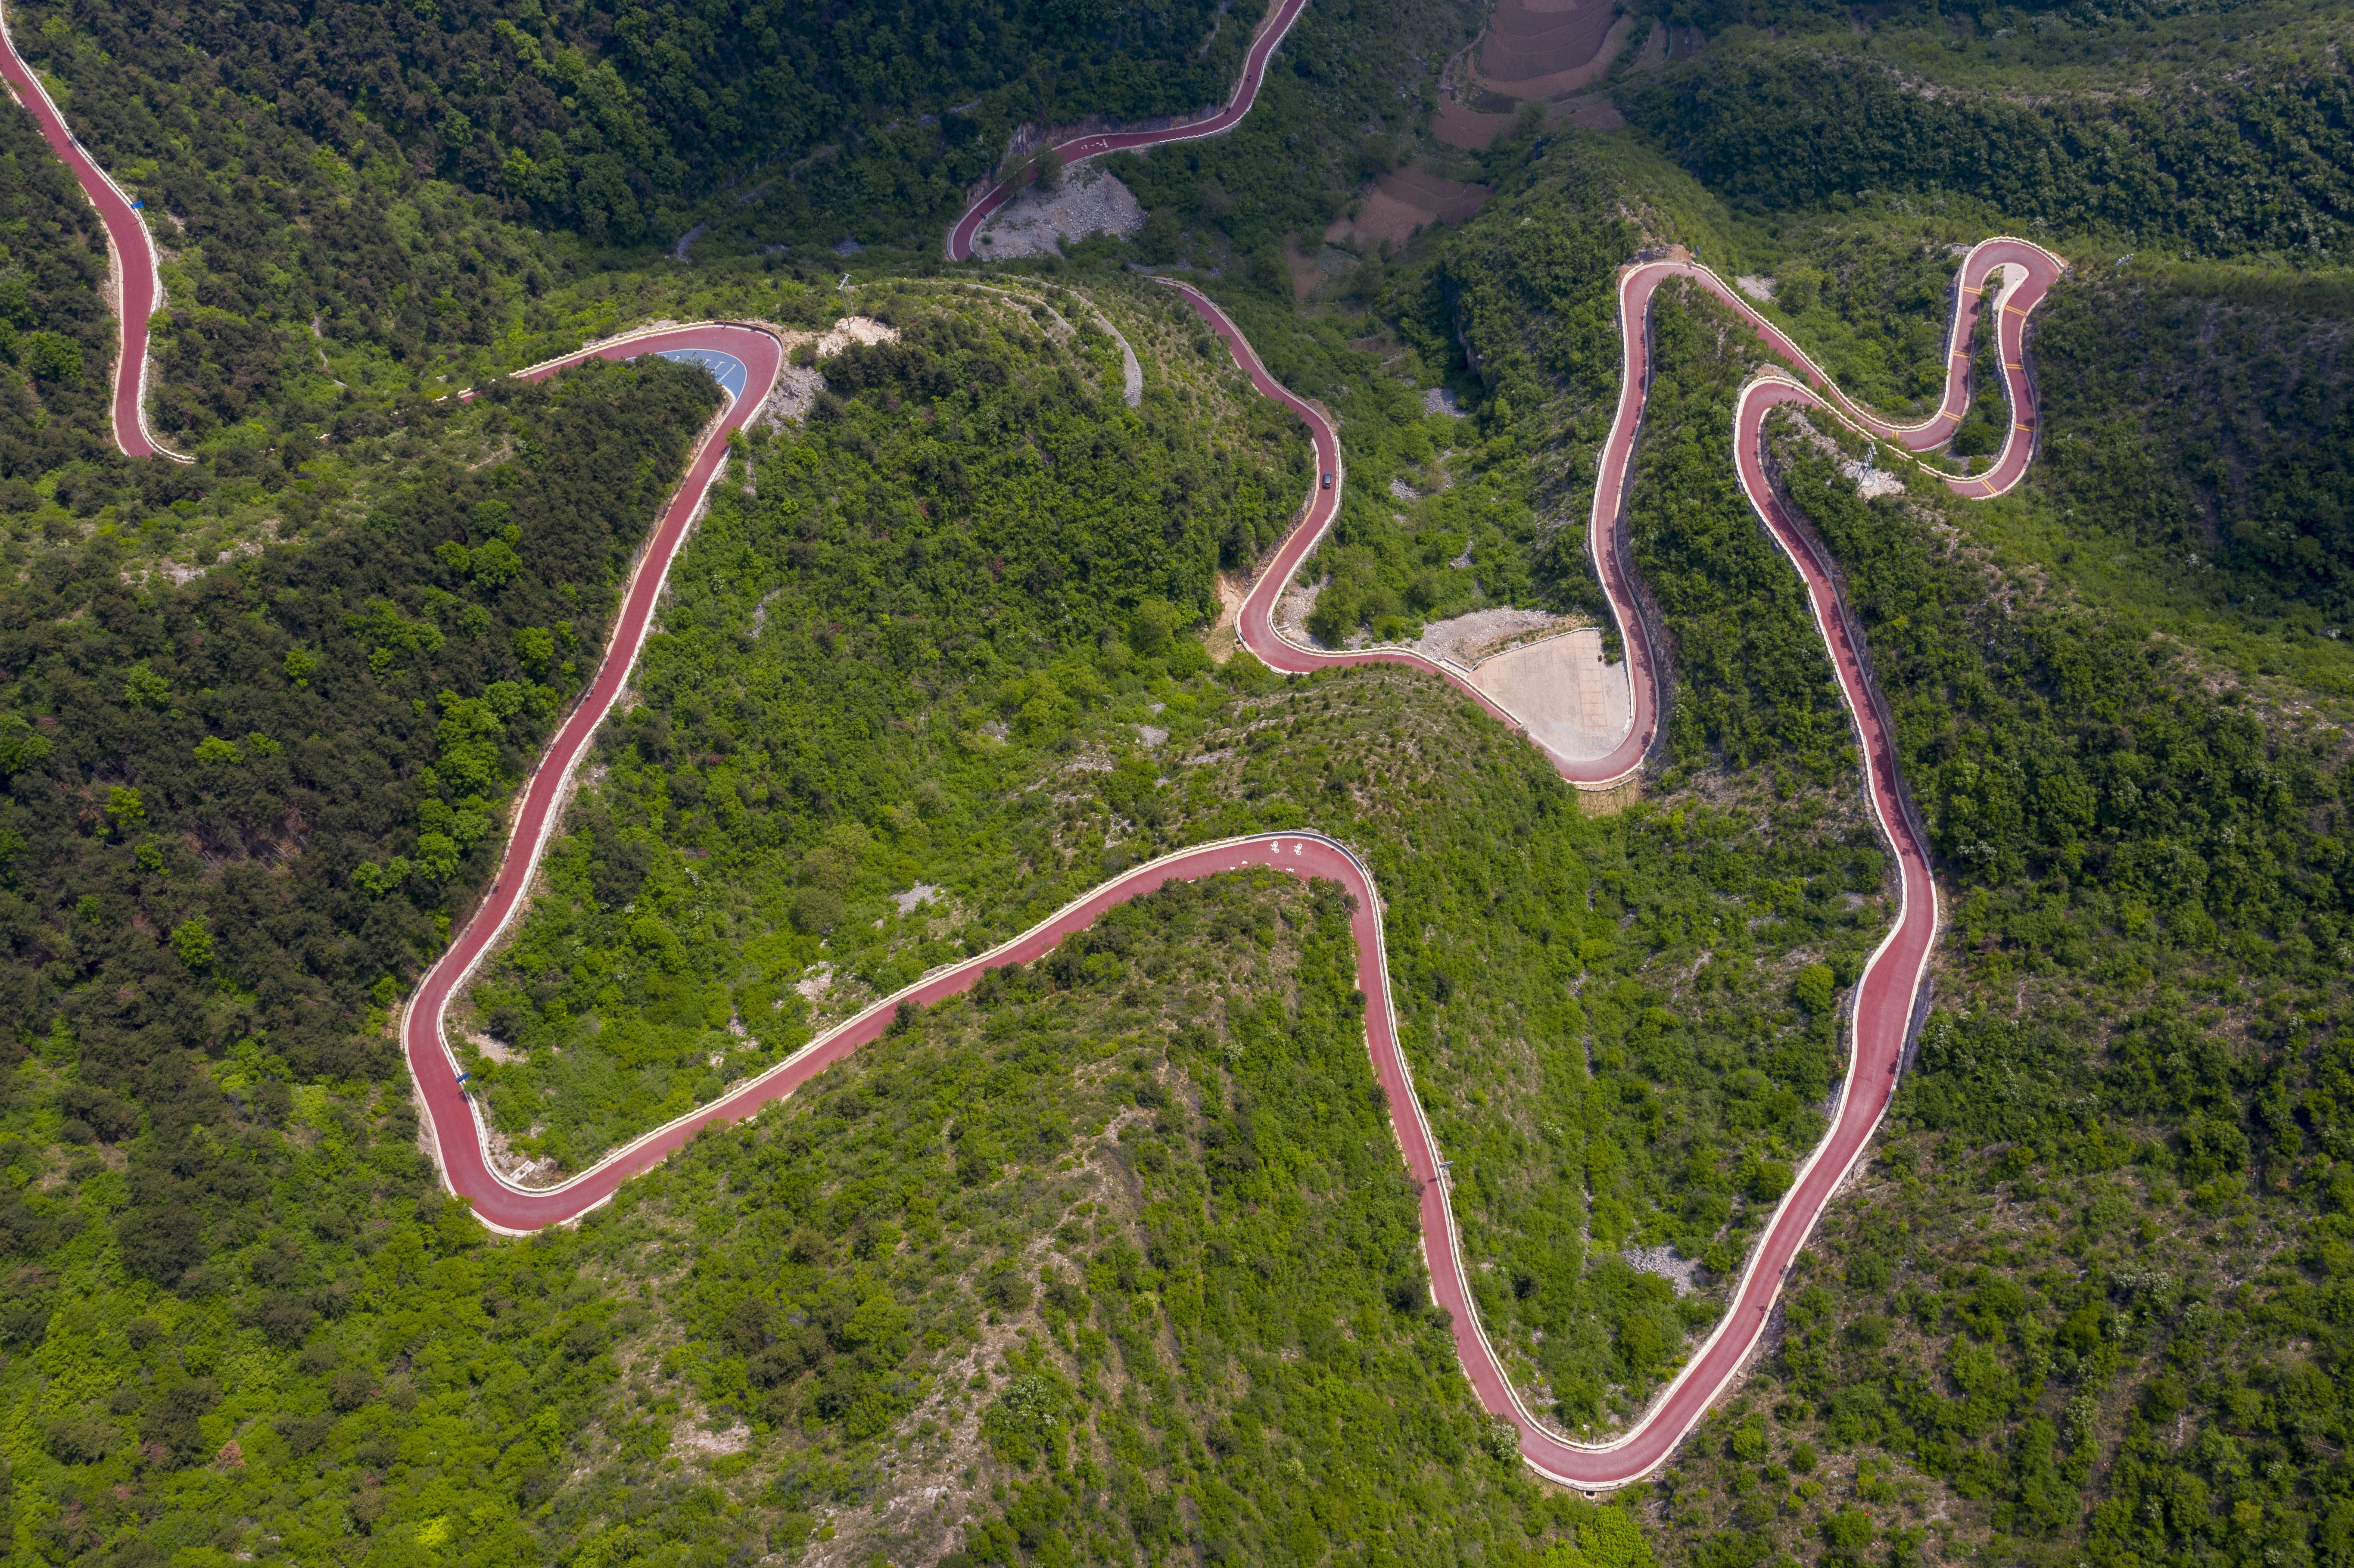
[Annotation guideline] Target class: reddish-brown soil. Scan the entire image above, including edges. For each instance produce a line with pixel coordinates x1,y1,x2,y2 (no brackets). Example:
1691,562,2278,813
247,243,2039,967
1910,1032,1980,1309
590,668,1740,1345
1478,9,1634,97
1432,88,1622,151
1283,233,1322,301
1477,0,1619,85
1434,98,1522,150
1387,167,1492,224
1324,166,1492,246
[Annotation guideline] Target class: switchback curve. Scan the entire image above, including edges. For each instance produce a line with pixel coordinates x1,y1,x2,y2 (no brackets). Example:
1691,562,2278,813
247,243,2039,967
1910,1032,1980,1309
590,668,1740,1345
0,3,2065,1484
0,0,190,461
393,238,2054,1489
402,320,786,1236
1158,238,2060,791
944,0,1314,261
1147,239,2058,1483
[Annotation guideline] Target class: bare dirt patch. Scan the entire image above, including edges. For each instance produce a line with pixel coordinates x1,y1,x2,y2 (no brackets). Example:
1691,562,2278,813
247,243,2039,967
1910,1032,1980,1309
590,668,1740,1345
817,315,899,356
670,1420,751,1458
1433,98,1521,151
1410,606,1573,666
1333,189,1447,249
1206,572,1248,663
1267,601,1634,762
1783,407,1909,500
1433,85,1619,148
1274,575,1341,648
1326,167,1491,249
461,1028,520,1064
973,164,1146,259
1847,460,1906,499
1282,233,1321,302
1476,0,1625,94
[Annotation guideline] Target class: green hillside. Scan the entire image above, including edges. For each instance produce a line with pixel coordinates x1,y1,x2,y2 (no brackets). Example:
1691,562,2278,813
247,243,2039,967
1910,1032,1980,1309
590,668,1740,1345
1416,111,2354,1568
4,0,2354,1563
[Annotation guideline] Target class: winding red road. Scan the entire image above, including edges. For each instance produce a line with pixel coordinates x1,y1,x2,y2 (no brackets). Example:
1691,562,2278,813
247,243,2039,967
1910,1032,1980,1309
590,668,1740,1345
403,320,785,1232
9,0,2064,1489
1621,244,2064,498
0,2,186,460
944,0,1312,261
1143,240,2056,1484
1162,238,2062,790
389,236,2053,1487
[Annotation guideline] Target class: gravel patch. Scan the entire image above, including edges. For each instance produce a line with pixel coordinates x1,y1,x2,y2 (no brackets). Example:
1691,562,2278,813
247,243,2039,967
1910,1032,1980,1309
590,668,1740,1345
975,165,1146,259
1410,606,1574,666
1844,457,1906,499
818,314,899,355
1623,1244,1702,1296
755,363,827,429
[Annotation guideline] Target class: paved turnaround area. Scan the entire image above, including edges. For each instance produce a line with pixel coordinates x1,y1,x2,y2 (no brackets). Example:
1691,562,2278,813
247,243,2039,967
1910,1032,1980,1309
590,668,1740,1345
1158,237,2058,1485
9,0,2064,1491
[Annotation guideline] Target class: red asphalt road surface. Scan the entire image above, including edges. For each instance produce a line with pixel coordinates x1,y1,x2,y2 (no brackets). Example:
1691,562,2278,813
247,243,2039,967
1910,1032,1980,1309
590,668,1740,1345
402,322,784,1233
387,237,2052,1486
5,3,2061,1481
945,0,1313,261
1161,279,1661,785
1165,238,2063,792
1147,243,2054,1484
0,2,183,460
1622,242,2066,500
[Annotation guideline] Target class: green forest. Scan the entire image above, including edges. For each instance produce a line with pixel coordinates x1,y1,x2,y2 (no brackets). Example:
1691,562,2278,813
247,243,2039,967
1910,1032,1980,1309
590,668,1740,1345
27,0,1245,250
0,348,717,1302
0,87,116,492
5,0,2354,1560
